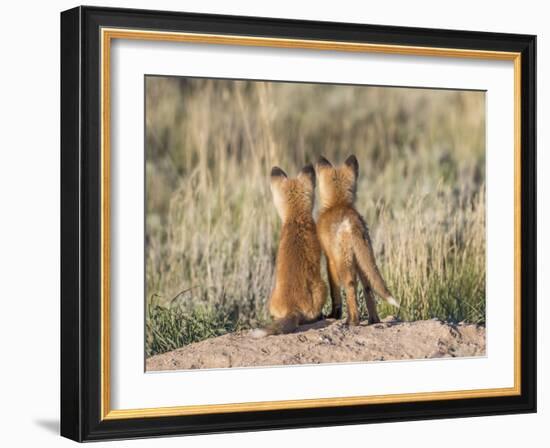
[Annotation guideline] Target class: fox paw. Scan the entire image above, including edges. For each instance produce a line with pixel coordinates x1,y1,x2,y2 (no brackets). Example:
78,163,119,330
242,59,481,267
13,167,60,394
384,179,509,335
328,307,342,320
368,315,381,325
345,317,360,326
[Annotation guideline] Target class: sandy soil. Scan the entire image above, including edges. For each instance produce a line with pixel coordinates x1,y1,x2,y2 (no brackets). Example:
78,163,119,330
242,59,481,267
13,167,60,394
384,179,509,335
146,317,486,371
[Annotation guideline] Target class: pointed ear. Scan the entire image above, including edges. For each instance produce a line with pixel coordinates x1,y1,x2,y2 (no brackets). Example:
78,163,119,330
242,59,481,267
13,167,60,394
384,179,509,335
344,155,359,177
270,166,288,182
298,164,316,190
316,156,333,170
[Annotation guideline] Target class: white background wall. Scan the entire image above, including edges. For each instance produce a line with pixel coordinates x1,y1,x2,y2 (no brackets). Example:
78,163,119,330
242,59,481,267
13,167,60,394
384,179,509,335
0,0,546,446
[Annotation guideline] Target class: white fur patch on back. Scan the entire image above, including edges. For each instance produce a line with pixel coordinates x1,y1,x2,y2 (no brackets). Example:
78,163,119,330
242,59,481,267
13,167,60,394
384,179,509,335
336,218,352,242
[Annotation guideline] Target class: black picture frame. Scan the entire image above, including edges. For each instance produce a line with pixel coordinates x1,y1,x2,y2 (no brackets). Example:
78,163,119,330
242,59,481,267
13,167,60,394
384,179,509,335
61,5,536,442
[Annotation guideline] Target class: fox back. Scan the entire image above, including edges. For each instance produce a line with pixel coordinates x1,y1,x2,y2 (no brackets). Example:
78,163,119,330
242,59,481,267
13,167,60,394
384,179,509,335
267,165,327,327
316,155,398,325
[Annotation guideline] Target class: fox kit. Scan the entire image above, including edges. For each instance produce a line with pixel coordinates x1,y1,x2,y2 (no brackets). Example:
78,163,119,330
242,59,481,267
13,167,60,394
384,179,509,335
316,155,399,326
252,165,327,337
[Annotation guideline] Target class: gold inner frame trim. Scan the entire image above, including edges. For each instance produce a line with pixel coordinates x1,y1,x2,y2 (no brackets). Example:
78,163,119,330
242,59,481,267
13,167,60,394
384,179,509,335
100,27,522,421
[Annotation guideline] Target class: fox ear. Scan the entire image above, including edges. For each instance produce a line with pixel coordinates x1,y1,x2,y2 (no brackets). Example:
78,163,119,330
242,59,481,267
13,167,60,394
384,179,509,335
344,155,359,177
271,166,288,181
298,164,316,189
317,156,333,169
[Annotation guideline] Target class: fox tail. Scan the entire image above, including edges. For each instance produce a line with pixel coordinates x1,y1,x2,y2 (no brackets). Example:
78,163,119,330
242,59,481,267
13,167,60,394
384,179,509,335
352,233,400,308
250,313,301,338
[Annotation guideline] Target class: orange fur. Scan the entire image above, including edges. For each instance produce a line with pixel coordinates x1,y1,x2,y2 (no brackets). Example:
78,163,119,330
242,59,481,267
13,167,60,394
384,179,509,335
316,155,398,326
254,165,327,336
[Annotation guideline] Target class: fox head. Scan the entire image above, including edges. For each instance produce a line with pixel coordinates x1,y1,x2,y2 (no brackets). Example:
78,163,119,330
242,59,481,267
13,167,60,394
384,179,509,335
315,155,359,209
270,164,316,222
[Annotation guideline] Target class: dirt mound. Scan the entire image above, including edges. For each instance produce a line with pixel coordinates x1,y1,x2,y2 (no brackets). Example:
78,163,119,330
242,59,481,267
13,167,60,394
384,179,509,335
146,318,486,371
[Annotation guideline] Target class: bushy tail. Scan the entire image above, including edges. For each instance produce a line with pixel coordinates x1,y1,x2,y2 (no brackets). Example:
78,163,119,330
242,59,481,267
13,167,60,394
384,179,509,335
352,234,400,308
250,313,301,338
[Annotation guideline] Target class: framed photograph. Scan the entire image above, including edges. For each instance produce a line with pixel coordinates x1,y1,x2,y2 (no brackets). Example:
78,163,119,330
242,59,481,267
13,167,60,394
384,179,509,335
60,6,536,442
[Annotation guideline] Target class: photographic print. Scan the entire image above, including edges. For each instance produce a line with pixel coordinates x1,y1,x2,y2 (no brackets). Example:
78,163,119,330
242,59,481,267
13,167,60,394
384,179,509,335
144,76,487,371
61,8,536,440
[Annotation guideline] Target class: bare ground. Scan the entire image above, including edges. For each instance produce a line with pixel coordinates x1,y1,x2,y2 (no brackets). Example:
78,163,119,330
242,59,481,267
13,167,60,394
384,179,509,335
146,317,486,371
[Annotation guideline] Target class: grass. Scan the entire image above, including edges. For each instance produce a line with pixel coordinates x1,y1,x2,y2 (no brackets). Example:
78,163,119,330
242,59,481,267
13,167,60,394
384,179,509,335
145,77,486,358
146,295,244,357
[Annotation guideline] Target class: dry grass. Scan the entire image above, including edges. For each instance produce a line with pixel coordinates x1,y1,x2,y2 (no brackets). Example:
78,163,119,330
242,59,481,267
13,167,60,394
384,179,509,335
145,77,486,357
